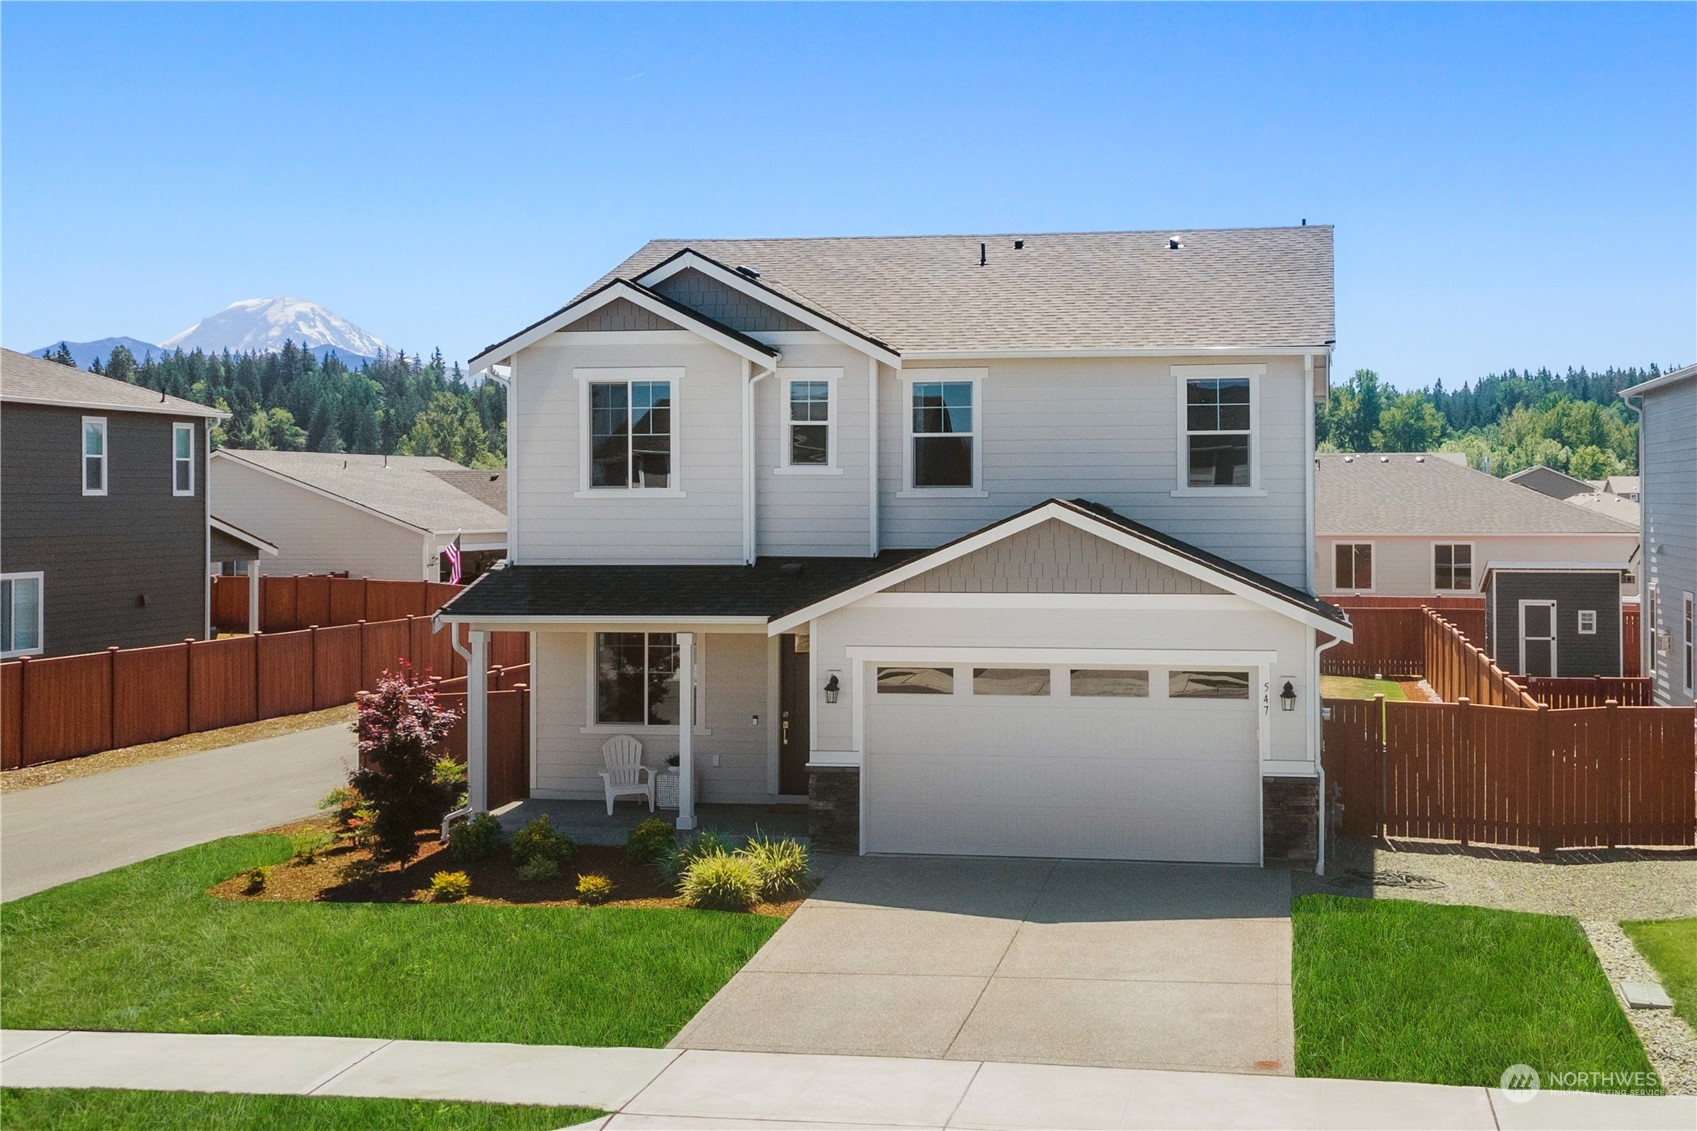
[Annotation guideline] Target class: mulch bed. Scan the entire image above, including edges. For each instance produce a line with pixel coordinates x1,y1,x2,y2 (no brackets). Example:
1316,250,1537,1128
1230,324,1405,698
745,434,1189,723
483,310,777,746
211,825,808,918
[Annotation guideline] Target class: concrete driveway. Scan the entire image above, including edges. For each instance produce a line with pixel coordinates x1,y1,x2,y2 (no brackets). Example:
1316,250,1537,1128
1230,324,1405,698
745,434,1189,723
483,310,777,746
671,856,1294,1075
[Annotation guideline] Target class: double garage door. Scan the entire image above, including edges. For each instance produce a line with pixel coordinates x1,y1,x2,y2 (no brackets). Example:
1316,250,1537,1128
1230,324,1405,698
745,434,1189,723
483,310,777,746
864,664,1262,864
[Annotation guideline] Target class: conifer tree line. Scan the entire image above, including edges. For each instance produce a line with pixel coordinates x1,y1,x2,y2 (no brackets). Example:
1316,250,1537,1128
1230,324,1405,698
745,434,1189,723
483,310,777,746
1315,364,1673,479
45,341,505,468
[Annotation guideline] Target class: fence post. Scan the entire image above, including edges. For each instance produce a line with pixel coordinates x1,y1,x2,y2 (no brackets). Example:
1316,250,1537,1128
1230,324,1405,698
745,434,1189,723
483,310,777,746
183,639,197,734
1372,693,1387,841
14,655,27,768
1604,699,1619,849
108,646,120,751
1457,697,1473,846
308,626,319,710
1534,703,1554,854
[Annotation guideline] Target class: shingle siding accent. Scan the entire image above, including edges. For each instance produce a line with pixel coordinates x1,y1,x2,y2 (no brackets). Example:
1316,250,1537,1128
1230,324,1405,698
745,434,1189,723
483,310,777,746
1,404,206,656
890,518,1224,594
561,297,676,333
651,268,811,333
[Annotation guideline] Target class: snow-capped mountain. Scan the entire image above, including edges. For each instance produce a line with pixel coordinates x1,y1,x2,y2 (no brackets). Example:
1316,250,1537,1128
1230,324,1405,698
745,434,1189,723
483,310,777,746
161,297,389,362
29,336,169,369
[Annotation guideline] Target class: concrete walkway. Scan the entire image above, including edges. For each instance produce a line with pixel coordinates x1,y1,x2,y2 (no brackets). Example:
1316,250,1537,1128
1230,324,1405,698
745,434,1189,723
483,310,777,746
0,723,353,901
673,856,1294,1074
3,1030,1692,1129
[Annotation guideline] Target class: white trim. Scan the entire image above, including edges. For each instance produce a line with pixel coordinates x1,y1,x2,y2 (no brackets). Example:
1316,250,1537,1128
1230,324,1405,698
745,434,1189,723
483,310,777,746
766,635,781,795
575,367,685,496
172,421,196,497
1173,365,1262,494
1576,609,1598,635
439,615,765,631
81,416,108,496
469,279,779,370
856,593,1251,611
900,368,985,495
209,451,439,536
203,424,212,640
209,517,280,556
1,394,225,419
776,368,842,473
1332,541,1376,593
507,353,520,563
902,346,1322,360
634,251,902,368
1304,354,1318,591
868,357,880,557
847,645,1277,666
1432,541,1476,593
1518,599,1558,677
768,500,1351,638
0,571,45,658
552,330,703,346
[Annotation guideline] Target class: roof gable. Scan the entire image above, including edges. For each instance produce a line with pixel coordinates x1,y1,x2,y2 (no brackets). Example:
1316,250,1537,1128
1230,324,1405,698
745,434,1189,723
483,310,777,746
649,268,811,333
1,348,225,418
212,450,507,535
890,517,1225,596
562,296,675,332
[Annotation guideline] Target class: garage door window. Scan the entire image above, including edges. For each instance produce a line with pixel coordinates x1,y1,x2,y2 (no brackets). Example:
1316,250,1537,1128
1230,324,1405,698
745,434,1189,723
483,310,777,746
1068,669,1149,697
972,667,1050,696
1168,670,1251,699
876,666,954,694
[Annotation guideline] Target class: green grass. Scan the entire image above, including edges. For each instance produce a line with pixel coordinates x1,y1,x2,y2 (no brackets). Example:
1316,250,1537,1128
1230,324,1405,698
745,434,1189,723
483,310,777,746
0,834,778,1046
1319,675,1407,701
1293,894,1656,1089
0,1088,601,1131
1621,917,1697,1030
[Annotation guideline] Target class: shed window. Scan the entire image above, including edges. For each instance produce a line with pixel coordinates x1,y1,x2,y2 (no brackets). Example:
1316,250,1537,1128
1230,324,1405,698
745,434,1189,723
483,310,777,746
1577,609,1597,635
595,632,679,725
1334,544,1372,590
1169,670,1251,700
876,666,954,694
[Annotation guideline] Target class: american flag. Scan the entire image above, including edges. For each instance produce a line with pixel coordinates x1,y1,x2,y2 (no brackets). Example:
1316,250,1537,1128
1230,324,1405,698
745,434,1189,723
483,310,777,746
444,535,463,584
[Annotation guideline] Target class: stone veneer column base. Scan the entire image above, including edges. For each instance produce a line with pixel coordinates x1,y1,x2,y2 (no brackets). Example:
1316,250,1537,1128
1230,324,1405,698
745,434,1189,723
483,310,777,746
1262,775,1319,869
807,765,860,854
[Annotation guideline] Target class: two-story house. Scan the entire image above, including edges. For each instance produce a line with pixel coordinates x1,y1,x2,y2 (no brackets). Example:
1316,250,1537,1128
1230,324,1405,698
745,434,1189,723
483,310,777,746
1622,363,1696,706
1,348,226,657
436,228,1350,869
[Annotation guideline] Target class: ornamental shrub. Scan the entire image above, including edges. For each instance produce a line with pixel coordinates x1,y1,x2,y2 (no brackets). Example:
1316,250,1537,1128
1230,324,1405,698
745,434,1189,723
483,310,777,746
659,829,733,887
626,818,676,866
516,856,559,883
290,832,333,864
744,834,810,900
511,815,575,868
576,873,615,904
318,785,377,847
242,866,269,894
348,663,462,864
679,852,761,912
429,870,471,902
449,813,502,863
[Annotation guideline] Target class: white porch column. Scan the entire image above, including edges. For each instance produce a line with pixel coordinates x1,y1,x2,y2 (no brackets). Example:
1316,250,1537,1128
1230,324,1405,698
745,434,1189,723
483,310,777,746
246,559,261,635
467,629,489,814
676,631,697,831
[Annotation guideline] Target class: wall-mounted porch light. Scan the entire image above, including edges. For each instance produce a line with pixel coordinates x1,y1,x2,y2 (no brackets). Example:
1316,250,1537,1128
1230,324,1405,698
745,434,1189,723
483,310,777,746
823,674,840,704
1280,681,1297,712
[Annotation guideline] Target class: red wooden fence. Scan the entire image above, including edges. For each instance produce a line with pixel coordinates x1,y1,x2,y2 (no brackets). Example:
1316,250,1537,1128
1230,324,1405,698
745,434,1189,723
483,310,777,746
1323,695,1696,850
1422,609,1538,708
1,617,528,770
1323,598,1487,677
1623,604,1642,678
425,665,532,811
1519,676,1654,709
211,575,464,634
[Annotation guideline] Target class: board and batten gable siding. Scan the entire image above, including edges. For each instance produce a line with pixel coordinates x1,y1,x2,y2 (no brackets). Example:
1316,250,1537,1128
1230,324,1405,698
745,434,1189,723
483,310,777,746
531,630,775,803
1640,377,1696,706
754,338,875,556
877,355,1312,590
209,457,427,579
1,404,208,656
1487,571,1623,677
512,336,746,564
890,518,1225,594
1317,534,1640,598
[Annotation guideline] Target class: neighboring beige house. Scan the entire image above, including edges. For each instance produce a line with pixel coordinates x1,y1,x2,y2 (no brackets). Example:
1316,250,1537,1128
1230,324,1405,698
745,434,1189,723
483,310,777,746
209,450,506,581
1316,453,1640,598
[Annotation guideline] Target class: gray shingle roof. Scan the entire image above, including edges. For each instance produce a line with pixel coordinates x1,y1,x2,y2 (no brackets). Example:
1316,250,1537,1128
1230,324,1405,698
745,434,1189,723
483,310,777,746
1,348,224,418
214,450,507,535
1562,491,1640,527
569,226,1334,354
1316,453,1641,536
429,468,507,515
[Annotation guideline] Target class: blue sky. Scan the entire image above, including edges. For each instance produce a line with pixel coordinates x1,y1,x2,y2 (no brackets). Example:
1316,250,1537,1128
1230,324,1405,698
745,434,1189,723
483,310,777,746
3,2,1692,387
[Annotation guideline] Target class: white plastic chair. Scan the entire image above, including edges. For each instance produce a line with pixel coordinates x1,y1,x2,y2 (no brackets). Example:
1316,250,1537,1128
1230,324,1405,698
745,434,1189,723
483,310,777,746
599,735,654,815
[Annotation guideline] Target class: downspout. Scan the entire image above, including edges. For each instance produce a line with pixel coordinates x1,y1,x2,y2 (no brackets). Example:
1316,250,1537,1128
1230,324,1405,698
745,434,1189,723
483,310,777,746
868,356,880,557
437,616,474,839
744,361,776,564
1314,630,1346,876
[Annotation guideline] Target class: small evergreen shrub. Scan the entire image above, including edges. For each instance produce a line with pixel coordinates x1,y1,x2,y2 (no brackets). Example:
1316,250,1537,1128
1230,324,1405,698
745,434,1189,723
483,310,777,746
290,832,333,864
626,818,676,866
744,834,810,899
659,829,732,886
429,871,471,902
576,873,615,904
516,856,560,883
242,866,269,894
511,815,575,868
318,786,376,847
679,852,762,912
449,813,502,863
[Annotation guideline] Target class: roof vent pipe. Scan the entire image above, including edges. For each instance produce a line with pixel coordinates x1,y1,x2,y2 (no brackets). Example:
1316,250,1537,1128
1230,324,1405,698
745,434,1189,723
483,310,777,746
1013,240,1024,250
1168,237,1183,250
979,243,986,267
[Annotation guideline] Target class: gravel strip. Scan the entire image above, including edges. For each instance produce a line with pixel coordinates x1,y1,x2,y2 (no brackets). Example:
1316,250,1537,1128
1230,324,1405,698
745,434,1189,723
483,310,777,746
1582,920,1697,1096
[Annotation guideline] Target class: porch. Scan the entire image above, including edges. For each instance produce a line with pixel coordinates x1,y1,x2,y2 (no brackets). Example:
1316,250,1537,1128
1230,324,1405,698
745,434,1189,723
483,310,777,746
491,797,810,846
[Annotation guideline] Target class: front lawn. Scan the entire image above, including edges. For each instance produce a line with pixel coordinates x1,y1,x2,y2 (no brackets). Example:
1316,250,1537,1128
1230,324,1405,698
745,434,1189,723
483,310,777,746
1293,894,1655,1089
0,1089,600,1131
1622,917,1697,1029
0,834,779,1046
1319,675,1407,701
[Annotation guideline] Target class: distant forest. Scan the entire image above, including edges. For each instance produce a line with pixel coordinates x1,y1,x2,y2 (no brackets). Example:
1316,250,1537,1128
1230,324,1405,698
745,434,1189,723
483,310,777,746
1316,364,1672,479
38,342,1675,480
40,340,505,468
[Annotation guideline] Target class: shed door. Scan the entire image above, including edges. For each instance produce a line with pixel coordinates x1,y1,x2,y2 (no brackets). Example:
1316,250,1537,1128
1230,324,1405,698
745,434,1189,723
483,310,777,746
1520,601,1557,678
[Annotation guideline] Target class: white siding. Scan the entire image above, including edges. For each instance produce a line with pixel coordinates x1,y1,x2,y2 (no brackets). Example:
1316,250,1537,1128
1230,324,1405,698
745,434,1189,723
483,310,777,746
209,458,426,579
878,356,1311,588
1316,534,1640,598
754,340,874,555
532,630,775,803
1641,378,1697,706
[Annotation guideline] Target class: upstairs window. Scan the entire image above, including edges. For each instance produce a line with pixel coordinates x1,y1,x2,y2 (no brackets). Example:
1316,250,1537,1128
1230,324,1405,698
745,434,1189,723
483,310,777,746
909,379,977,489
779,371,840,471
590,379,671,489
1433,543,1473,591
1183,376,1252,488
1334,544,1373,590
82,417,108,496
172,422,195,496
1,573,43,657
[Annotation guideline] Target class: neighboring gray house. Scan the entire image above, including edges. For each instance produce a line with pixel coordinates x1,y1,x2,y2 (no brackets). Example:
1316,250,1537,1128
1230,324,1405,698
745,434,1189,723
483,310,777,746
437,226,1352,871
1480,564,1630,678
1602,474,1641,501
1316,453,1640,599
1505,464,1594,500
1,348,225,657
1622,363,1696,707
209,451,507,582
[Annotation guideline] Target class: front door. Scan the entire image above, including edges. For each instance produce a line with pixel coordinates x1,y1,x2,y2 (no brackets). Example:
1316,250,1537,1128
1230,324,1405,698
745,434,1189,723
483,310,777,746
778,634,811,795
1520,601,1558,677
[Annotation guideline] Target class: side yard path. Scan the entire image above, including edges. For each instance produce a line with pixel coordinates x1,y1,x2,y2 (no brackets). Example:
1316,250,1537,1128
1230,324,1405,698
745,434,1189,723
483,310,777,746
3,1030,1693,1130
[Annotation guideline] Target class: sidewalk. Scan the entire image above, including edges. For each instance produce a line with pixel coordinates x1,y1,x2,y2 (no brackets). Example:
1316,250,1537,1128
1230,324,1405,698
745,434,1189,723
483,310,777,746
3,1030,1692,1129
